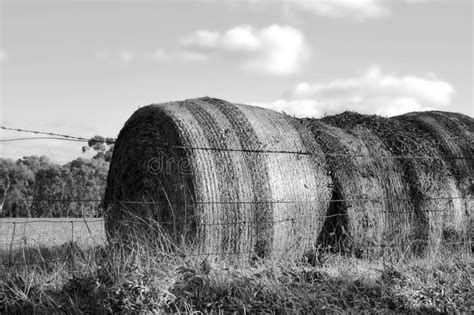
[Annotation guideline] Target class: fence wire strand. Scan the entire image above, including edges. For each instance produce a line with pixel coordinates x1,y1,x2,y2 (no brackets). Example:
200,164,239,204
1,125,472,267
2,125,473,160
1,196,472,266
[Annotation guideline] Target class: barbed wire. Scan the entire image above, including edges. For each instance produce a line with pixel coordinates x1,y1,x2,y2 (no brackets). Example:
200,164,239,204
145,146,474,160
117,196,468,206
0,204,465,226
1,211,471,266
0,219,104,224
2,125,473,160
0,137,88,142
1,126,91,142
3,195,469,221
173,240,472,257
9,195,468,206
15,199,103,202
155,145,472,160
1,238,470,267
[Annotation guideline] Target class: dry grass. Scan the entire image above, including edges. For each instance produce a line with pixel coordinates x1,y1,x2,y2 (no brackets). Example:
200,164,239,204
0,223,472,314
0,218,106,264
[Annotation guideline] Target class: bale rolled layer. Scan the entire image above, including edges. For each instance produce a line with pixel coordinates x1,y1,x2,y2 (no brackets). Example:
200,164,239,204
302,120,412,255
104,97,332,259
316,111,472,253
396,111,473,246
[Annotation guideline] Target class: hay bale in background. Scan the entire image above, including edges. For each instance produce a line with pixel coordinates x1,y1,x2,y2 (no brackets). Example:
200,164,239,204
104,97,332,260
396,111,473,245
302,120,412,256
319,111,472,253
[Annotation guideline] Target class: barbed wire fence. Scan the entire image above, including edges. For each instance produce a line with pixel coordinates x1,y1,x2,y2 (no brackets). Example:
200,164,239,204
1,124,472,159
0,196,471,267
0,125,472,267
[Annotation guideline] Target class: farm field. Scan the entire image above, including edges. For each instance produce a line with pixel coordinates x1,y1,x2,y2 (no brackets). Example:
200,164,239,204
0,217,106,264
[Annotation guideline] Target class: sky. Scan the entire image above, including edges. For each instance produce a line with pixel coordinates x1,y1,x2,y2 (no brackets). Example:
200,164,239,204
0,0,472,163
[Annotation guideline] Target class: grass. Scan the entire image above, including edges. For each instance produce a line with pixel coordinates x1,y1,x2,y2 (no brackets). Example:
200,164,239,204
0,217,106,264
0,219,472,314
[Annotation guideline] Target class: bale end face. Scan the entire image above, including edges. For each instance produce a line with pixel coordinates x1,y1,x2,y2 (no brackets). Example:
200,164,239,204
104,98,332,260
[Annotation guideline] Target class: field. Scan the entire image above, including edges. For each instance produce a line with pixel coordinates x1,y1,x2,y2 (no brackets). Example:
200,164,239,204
0,217,106,264
0,217,472,313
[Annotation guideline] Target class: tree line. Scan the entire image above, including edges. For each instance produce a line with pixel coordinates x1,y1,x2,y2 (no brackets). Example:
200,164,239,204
0,136,113,218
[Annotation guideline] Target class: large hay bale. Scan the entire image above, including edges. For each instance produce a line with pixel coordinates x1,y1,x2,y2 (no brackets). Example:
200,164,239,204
104,97,332,259
396,111,473,246
302,120,412,255
105,97,472,259
315,111,472,254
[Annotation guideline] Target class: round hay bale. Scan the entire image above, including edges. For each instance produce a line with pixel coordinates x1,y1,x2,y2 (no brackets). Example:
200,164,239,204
104,97,332,260
319,111,472,254
302,120,412,256
396,111,473,246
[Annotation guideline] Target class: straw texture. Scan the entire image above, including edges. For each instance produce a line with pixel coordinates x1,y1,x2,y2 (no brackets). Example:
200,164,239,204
104,97,332,259
302,120,411,255
316,111,472,254
104,98,472,259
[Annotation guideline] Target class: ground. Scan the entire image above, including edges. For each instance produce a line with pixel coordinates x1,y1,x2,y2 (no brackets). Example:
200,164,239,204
0,218,472,313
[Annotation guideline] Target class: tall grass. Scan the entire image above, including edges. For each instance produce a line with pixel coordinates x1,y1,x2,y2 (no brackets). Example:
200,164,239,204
0,219,472,314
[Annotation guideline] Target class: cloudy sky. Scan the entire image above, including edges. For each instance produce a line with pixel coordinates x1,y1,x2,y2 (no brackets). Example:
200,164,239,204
0,0,472,163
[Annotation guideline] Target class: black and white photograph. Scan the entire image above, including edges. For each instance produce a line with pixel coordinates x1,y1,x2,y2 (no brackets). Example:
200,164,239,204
0,0,472,313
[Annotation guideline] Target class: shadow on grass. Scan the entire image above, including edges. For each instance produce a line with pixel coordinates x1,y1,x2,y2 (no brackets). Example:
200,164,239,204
1,249,471,314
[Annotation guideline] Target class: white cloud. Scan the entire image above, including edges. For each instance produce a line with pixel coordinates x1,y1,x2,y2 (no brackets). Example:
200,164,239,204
255,99,325,118
280,0,390,20
258,65,454,117
180,25,310,75
0,50,8,62
221,25,260,51
209,0,438,20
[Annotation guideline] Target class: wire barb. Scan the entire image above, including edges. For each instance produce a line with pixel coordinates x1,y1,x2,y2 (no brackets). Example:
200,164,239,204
1,125,473,160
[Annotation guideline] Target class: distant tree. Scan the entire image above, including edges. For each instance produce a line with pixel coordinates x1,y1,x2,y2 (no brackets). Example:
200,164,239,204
82,135,115,162
17,155,52,174
0,159,14,215
0,158,35,217
0,154,110,218
33,164,66,217
63,158,109,217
